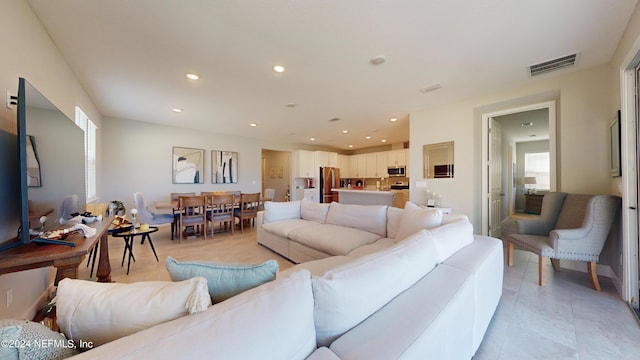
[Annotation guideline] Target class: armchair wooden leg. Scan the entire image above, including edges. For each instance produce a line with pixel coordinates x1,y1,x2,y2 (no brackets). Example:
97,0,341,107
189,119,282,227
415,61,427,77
507,242,514,267
550,258,560,271
588,261,601,291
538,256,545,286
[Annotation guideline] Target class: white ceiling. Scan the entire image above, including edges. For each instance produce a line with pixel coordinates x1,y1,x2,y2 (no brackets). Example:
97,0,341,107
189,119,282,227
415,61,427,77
26,0,637,151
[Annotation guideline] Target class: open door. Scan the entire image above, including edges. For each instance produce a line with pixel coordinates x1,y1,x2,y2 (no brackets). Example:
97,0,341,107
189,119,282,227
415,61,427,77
488,118,503,238
481,100,556,236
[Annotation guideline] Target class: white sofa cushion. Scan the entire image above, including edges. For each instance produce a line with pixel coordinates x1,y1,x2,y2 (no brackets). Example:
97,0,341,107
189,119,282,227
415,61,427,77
428,217,475,263
312,229,437,347
386,206,403,239
69,270,317,360
325,202,388,237
396,202,443,240
328,264,475,360
288,223,382,256
264,200,301,223
301,198,331,223
56,277,211,346
281,256,353,278
347,238,396,258
262,218,312,238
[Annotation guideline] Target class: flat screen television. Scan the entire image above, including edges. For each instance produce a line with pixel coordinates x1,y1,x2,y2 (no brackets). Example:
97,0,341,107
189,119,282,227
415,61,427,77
0,78,86,251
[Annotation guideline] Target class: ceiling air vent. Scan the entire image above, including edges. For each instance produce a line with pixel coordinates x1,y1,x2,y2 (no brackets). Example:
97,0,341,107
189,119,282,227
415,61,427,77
528,53,578,77
329,117,341,122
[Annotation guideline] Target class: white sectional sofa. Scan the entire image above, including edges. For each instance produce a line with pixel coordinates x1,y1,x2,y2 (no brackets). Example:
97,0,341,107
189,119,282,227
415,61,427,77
257,199,466,263
69,200,503,359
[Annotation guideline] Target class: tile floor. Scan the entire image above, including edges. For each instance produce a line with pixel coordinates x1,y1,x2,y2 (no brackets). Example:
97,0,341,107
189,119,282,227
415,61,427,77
475,249,640,360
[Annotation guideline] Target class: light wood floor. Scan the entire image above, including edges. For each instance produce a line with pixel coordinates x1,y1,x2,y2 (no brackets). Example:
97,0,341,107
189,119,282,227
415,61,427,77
78,223,294,283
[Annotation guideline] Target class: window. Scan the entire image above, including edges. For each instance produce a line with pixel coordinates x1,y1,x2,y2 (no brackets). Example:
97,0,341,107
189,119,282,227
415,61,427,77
75,106,97,201
524,152,550,191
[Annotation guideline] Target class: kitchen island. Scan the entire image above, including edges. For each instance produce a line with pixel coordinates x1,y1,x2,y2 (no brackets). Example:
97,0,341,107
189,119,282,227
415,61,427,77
332,188,405,207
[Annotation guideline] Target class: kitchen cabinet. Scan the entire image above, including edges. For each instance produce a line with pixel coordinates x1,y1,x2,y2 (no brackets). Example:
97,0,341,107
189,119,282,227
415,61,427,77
303,188,319,202
349,154,367,178
338,154,350,178
315,151,338,168
388,149,406,166
295,150,315,178
366,152,387,178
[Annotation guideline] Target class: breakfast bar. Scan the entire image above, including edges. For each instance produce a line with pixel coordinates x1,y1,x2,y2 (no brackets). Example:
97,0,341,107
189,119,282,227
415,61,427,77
332,188,404,207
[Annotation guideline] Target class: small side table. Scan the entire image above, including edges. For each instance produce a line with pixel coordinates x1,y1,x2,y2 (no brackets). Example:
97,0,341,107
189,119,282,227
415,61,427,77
525,194,544,214
111,226,159,275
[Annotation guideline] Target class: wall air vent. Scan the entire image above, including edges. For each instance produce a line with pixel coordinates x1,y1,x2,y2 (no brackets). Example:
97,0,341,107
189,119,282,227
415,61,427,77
528,53,578,77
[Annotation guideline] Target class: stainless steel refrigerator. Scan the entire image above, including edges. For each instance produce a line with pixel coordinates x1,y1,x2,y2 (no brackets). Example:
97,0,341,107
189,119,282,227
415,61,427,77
319,167,340,203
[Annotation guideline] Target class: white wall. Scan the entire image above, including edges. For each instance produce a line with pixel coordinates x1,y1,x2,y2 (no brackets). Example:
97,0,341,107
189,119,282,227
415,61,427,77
0,0,102,318
410,64,614,233
101,117,299,212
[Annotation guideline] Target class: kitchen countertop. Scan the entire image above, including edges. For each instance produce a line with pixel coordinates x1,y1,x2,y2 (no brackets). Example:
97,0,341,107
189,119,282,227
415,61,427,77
332,188,402,195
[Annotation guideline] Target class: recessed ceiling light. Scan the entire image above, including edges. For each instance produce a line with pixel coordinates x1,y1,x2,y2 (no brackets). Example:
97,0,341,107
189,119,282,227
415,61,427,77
172,107,183,113
381,139,387,143
250,123,257,127
309,137,316,141
185,73,199,80
342,130,349,134
273,65,286,73
389,118,398,122
348,145,354,148
521,122,533,127
370,56,385,65
365,136,372,140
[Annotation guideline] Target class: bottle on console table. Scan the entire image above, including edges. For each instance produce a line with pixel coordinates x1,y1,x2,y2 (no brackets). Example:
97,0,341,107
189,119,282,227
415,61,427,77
427,191,437,207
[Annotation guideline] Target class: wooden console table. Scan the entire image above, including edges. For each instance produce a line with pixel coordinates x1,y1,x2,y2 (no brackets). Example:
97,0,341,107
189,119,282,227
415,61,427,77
0,219,112,284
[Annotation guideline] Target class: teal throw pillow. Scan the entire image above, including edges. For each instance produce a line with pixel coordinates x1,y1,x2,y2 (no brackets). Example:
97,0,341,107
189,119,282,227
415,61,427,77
0,325,21,360
0,319,79,360
165,256,278,303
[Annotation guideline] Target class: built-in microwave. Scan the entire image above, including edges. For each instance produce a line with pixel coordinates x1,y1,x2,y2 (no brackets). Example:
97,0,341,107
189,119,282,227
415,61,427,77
387,166,406,177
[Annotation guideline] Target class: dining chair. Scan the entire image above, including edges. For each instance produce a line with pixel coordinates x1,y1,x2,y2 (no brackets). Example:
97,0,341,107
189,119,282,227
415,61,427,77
58,194,79,222
170,192,196,238
177,195,207,242
206,194,236,236
264,188,276,201
234,193,261,233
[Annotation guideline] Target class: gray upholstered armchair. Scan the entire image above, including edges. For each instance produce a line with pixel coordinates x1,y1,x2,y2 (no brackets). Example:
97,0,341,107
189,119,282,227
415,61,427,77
502,192,621,290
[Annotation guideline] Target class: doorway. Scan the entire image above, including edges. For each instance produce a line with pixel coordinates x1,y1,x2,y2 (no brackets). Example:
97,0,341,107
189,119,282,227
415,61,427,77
261,149,291,202
480,100,557,236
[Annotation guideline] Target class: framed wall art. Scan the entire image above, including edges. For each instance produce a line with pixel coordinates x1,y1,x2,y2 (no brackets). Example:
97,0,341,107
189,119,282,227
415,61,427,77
172,146,204,184
212,150,238,183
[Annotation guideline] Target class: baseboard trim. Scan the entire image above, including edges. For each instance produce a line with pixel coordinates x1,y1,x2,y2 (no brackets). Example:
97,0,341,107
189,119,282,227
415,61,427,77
560,260,612,278
24,284,57,321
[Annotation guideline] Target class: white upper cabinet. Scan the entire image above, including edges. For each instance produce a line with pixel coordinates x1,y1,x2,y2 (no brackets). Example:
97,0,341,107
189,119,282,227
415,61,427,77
338,154,350,178
366,152,388,178
376,152,388,178
295,150,315,178
349,154,367,178
388,149,407,166
315,151,338,168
